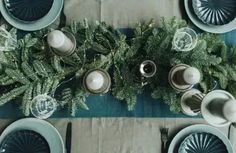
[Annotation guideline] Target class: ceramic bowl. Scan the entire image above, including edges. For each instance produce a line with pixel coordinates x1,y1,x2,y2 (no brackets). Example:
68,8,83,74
192,0,236,26
0,0,63,31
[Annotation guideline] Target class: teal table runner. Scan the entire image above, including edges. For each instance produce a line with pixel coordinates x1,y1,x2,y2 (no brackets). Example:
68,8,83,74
0,28,235,119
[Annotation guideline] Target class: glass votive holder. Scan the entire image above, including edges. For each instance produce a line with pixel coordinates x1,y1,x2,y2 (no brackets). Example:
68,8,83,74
172,27,198,52
30,94,57,119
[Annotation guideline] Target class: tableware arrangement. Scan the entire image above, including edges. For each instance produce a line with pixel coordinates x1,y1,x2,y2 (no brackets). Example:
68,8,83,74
0,0,63,31
0,118,65,153
168,124,234,153
184,0,236,33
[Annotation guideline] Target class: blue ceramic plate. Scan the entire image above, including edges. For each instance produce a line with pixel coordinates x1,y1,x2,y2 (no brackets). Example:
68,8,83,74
0,0,63,31
168,124,234,153
0,118,65,153
0,130,50,153
192,0,236,26
184,0,236,33
178,132,228,153
4,0,54,22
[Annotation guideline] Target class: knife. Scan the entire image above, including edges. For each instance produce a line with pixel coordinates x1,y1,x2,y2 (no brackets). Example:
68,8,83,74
66,122,72,153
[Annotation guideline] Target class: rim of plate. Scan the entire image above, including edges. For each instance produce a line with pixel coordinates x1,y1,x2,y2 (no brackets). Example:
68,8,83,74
0,118,65,153
184,0,236,33
0,0,63,31
168,124,234,153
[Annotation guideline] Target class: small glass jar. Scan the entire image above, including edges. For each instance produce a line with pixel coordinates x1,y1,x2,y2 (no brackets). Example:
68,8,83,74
30,94,57,119
172,27,198,52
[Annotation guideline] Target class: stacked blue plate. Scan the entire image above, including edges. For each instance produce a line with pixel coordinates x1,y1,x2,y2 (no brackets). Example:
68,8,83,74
178,132,228,153
4,0,54,22
0,130,50,153
192,0,236,25
184,0,236,33
0,0,63,31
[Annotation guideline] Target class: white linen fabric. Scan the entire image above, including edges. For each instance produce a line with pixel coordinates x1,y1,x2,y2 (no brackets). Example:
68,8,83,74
64,0,182,28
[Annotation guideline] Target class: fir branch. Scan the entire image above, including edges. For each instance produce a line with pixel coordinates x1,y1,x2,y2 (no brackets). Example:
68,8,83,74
42,77,54,94
21,84,33,116
5,68,30,85
51,56,64,73
0,85,29,106
33,60,49,77
21,62,39,81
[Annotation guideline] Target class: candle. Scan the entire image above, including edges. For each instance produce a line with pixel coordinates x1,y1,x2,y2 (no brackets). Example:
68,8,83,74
84,69,111,94
47,30,74,54
223,100,236,122
85,71,105,90
183,67,201,85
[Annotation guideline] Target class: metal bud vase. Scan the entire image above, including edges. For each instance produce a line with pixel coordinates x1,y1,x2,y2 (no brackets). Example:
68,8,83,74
83,69,111,95
139,60,157,78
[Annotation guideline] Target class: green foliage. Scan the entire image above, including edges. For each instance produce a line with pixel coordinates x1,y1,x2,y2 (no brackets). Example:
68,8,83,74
0,18,235,116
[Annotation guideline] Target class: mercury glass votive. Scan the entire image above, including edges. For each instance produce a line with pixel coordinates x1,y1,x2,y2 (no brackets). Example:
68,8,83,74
83,69,111,94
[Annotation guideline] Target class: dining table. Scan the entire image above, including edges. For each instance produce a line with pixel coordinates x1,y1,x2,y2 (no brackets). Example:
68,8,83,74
0,0,236,153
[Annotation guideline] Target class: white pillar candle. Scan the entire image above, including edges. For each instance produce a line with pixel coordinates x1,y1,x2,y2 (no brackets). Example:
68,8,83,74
183,67,201,85
223,100,236,122
85,71,105,90
47,30,74,53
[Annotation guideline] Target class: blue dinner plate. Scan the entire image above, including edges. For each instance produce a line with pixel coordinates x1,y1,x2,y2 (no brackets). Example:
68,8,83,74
178,132,228,153
184,0,236,33
0,130,50,153
192,0,236,26
4,0,54,22
168,124,234,153
0,118,65,153
0,0,63,31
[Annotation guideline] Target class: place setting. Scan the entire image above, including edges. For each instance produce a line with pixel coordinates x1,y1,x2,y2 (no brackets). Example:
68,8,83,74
0,0,235,153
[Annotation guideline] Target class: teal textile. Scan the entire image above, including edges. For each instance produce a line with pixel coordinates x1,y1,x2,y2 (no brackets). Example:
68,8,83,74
0,27,235,118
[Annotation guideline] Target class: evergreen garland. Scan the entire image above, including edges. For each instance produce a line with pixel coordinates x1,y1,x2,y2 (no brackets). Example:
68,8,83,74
0,18,235,116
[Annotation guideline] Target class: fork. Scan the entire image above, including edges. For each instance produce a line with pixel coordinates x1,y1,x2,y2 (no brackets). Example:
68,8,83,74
160,127,169,153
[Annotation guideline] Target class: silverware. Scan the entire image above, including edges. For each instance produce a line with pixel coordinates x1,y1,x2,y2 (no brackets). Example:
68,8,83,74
66,122,72,153
160,127,169,153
